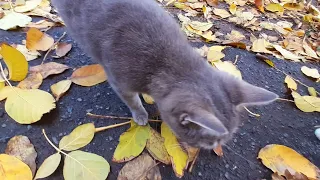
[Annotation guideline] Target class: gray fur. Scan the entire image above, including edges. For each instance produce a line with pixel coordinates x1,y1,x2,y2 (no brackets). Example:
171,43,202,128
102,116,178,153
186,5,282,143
52,0,278,149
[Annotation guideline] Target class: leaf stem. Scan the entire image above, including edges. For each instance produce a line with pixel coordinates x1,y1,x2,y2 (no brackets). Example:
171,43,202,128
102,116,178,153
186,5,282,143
277,98,294,103
188,149,200,173
42,129,67,156
41,31,67,64
95,121,131,133
243,107,260,117
86,113,162,122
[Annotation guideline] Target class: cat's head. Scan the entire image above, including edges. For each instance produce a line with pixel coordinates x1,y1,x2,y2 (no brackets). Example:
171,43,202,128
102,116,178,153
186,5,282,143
157,70,278,149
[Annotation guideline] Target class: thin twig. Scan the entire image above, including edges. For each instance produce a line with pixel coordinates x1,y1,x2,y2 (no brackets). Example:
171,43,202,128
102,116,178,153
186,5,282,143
277,98,295,103
41,31,66,64
233,55,239,65
86,113,162,122
188,149,200,173
243,107,260,117
95,121,131,133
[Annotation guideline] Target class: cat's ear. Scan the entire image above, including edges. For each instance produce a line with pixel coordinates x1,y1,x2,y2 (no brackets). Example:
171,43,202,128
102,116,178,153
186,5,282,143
180,112,229,136
230,79,278,109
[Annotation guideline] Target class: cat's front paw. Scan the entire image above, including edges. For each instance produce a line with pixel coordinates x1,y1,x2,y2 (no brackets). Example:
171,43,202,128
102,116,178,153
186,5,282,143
132,110,148,126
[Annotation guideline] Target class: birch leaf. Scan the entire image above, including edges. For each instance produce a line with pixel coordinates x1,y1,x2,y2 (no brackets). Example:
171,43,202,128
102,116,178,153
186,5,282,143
284,75,297,90
292,91,320,112
142,93,155,104
17,72,43,89
26,27,54,51
71,64,107,87
301,66,320,79
0,154,33,180
273,45,304,62
146,128,171,165
213,8,231,18
50,79,72,101
30,62,69,79
34,153,61,180
0,12,32,30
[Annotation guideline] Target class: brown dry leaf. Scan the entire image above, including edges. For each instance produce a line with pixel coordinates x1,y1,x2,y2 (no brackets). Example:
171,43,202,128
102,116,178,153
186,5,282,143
118,153,161,180
17,72,43,89
272,44,304,62
26,20,55,29
184,145,199,162
258,144,320,179
213,8,231,18
284,75,297,90
25,8,64,24
29,62,70,79
255,0,264,12
225,30,245,42
223,42,246,50
5,135,37,176
71,64,107,87
146,128,170,165
301,66,320,79
302,41,318,59
26,27,54,51
206,0,218,6
283,3,304,11
272,172,286,180
50,79,72,101
213,144,224,157
53,42,72,58
292,91,320,112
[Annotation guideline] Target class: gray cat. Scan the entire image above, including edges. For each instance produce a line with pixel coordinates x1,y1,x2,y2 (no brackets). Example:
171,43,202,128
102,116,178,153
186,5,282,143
52,0,278,149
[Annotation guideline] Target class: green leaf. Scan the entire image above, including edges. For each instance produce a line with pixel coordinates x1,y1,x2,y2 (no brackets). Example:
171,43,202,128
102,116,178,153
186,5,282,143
59,123,95,151
112,120,150,162
34,153,61,180
63,151,110,180
146,128,171,165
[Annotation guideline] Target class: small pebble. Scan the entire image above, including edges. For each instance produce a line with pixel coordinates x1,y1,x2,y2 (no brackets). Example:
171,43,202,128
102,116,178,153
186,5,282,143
27,125,32,130
77,98,83,102
52,137,59,145
283,133,289,138
1,124,6,128
198,172,202,176
108,136,114,141
59,133,63,137
315,128,320,140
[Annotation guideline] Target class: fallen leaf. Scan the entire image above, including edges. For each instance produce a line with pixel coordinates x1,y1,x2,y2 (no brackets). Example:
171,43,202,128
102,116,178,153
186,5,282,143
161,122,188,178
272,172,286,180
255,0,264,12
34,153,61,180
30,62,69,79
26,19,55,29
256,54,275,68
189,21,213,31
71,64,107,87
146,128,171,165
14,0,41,13
118,153,161,180
53,42,72,58
15,44,40,61
213,8,231,18
302,41,318,59
213,61,242,79
301,66,320,79
223,42,246,49
17,72,43,89
292,91,320,112
0,86,56,124
273,44,304,62
50,79,72,101
225,30,245,42
0,154,33,180
25,8,64,24
5,135,37,176
258,144,320,179
184,145,199,162
142,93,155,104
229,3,237,14
26,27,54,51
206,0,218,6
0,82,4,90
284,75,297,90
113,120,150,162
265,3,284,12
0,11,32,30
63,151,110,180
213,144,224,157
207,46,226,61
59,123,95,151
0,43,28,81
307,87,317,97
251,39,271,54
0,68,8,83
283,3,304,11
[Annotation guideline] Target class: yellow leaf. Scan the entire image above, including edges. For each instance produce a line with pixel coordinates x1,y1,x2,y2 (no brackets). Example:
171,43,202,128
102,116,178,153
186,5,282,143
1,87,56,124
113,120,150,162
0,86,20,101
207,46,226,61
254,0,264,12
301,66,320,79
258,144,320,179
292,91,320,112
213,8,231,18
30,62,69,79
283,3,304,11
303,41,318,59
53,42,72,58
63,151,110,180
34,153,61,180
273,44,304,62
14,0,41,13
0,82,4,90
265,3,284,12
188,21,213,31
59,123,95,151
229,3,237,15
213,61,242,79
0,43,28,81
142,93,154,104
15,44,40,61
26,27,54,51
225,30,245,42
174,2,190,10
71,64,107,87
146,128,171,165
308,87,317,97
161,122,188,178
17,72,43,89
50,79,72,101
251,39,271,54
0,12,32,30
284,75,297,90
0,154,33,180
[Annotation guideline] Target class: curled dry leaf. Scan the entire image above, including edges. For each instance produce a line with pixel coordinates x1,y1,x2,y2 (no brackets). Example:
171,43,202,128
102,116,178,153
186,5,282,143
54,42,72,58
50,79,72,101
30,62,69,79
273,44,304,62
301,66,320,79
59,123,95,151
265,3,284,12
0,43,28,81
34,153,61,180
118,153,162,180
63,151,110,180
284,75,297,90
161,122,188,178
0,86,56,124
5,135,37,176
14,0,41,13
146,128,171,165
292,91,320,112
213,61,242,79
0,12,32,30
213,144,224,157
15,44,40,61
0,154,33,180
142,93,155,104
26,27,54,51
254,0,264,12
17,72,43,89
207,46,226,61
258,144,320,179
26,20,55,29
113,120,150,162
71,64,107,87
302,41,318,59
